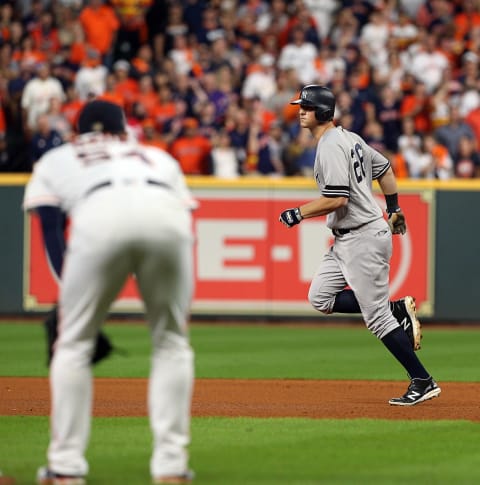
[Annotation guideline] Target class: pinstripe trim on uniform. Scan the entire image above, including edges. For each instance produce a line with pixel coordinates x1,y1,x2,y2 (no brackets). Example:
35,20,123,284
373,162,391,180
322,185,350,198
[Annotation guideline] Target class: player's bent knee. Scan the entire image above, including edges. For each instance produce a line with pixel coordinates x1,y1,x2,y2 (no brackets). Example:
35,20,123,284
362,304,395,338
308,290,333,314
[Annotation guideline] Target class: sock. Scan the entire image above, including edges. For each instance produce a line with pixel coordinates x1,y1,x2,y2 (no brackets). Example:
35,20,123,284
381,327,430,379
332,289,361,313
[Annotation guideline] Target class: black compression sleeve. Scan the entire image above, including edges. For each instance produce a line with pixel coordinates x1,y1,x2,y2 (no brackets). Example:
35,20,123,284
37,206,67,280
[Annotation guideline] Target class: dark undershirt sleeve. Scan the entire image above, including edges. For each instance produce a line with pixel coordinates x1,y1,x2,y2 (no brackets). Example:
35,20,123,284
36,206,67,280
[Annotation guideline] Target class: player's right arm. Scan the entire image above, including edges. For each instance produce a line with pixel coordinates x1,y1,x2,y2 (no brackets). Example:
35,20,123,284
23,154,67,282
279,196,347,227
36,206,67,281
298,196,348,219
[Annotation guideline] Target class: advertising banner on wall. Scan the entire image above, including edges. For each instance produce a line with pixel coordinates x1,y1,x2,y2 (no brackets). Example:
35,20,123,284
23,186,434,316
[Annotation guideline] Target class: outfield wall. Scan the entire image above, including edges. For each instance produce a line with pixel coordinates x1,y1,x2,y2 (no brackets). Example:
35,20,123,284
1,175,479,321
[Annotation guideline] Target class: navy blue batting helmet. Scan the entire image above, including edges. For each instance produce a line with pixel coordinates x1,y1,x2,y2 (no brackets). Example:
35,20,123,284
290,85,335,122
77,99,126,134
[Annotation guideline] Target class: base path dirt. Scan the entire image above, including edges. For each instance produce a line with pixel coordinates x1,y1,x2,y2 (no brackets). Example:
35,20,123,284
1,377,479,421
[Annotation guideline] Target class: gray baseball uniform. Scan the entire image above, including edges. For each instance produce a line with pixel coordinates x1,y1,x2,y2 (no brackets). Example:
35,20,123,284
281,84,440,406
308,126,399,338
24,133,196,479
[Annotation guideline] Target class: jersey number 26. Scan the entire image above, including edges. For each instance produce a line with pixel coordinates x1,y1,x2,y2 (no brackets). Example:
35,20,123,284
351,143,366,183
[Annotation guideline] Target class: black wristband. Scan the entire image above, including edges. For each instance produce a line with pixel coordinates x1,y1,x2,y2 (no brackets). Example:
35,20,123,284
385,193,400,214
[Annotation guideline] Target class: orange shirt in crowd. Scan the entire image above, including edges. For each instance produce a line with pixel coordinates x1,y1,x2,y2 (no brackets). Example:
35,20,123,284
0,26,10,43
69,42,88,66
31,26,60,54
61,99,85,127
113,78,138,111
400,94,432,134
260,110,277,132
390,153,409,178
135,91,159,117
141,138,168,150
131,56,151,76
79,4,120,55
282,92,302,123
151,102,177,130
466,107,480,145
140,119,168,151
0,106,6,136
429,143,452,174
12,48,46,66
98,91,125,108
169,127,212,175
454,11,480,42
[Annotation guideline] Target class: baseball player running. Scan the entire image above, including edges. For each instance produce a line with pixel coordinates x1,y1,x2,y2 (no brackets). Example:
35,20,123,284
24,100,196,484
279,85,440,406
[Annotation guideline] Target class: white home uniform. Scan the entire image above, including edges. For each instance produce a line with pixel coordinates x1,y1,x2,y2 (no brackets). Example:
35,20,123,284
24,132,196,479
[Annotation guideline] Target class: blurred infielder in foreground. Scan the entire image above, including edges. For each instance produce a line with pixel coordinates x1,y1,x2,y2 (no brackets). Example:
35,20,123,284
279,85,440,406
24,100,196,484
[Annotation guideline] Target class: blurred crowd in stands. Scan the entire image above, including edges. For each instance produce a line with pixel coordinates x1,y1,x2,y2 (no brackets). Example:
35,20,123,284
2,0,480,178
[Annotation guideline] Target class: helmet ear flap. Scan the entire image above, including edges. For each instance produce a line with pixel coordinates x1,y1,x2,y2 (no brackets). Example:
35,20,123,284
315,106,333,122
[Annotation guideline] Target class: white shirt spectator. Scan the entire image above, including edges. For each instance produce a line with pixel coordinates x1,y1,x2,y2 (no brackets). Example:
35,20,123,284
409,50,449,93
391,21,418,47
241,54,277,102
74,63,108,100
459,89,480,117
21,63,65,130
408,34,449,93
359,11,390,69
398,132,422,175
303,0,339,40
169,34,195,76
278,28,318,85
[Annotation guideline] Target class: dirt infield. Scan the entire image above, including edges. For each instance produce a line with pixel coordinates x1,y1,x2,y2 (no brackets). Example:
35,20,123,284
1,377,479,421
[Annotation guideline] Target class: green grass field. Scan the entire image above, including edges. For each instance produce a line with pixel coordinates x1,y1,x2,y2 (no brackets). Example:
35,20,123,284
1,321,480,484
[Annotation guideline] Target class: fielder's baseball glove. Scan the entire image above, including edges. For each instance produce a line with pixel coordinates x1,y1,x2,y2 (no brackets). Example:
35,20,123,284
44,307,114,366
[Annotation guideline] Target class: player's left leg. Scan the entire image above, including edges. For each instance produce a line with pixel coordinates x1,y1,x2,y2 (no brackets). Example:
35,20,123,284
336,220,439,404
135,214,195,482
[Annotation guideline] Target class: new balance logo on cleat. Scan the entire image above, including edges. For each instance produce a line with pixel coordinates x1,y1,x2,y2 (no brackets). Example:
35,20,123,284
389,377,441,406
391,296,422,351
400,317,410,331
